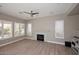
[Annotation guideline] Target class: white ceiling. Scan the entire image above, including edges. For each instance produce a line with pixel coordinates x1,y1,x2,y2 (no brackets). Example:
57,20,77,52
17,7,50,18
0,3,77,20
68,4,79,16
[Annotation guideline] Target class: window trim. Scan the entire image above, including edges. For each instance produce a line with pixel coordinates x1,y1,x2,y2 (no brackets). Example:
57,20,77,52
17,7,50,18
0,20,13,40
0,20,25,40
14,22,25,37
55,20,64,39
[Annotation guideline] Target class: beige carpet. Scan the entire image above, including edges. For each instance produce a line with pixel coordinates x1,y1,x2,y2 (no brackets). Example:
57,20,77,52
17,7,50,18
0,39,72,55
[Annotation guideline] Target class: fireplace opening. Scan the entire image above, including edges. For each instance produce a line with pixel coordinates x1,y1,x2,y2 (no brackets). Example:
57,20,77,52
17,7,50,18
37,34,44,41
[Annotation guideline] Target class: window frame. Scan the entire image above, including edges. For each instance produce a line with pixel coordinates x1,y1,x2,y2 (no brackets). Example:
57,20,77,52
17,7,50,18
0,21,3,39
14,22,25,37
19,23,25,36
3,21,13,38
0,20,13,40
55,20,64,39
0,20,25,40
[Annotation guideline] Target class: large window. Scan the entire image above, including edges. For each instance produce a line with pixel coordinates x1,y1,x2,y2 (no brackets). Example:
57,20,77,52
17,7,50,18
14,23,20,36
0,20,25,40
0,21,2,39
14,22,25,37
3,21,12,38
27,23,32,36
0,20,12,39
55,20,64,39
20,23,25,35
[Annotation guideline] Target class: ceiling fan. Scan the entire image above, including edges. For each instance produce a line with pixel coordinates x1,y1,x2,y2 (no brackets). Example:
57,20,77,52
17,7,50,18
19,10,39,17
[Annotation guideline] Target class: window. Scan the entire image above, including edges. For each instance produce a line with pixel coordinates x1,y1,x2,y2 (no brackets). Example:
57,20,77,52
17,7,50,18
14,22,25,37
55,20,64,39
3,21,12,38
27,23,32,36
20,23,25,35
0,21,2,39
0,20,12,39
0,20,25,40
14,23,20,36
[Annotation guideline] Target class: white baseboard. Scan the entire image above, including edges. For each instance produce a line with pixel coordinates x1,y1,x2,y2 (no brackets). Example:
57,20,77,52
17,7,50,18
0,37,65,48
25,37,65,45
26,36,33,40
0,37,26,47
45,40,65,45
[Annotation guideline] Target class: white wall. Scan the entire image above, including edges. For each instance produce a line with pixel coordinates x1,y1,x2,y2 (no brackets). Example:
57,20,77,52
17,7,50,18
26,15,79,45
64,15,79,41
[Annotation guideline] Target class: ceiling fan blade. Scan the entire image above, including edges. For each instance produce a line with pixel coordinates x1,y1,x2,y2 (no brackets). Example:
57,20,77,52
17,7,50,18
24,11,31,14
19,11,30,14
32,13,39,15
19,10,39,17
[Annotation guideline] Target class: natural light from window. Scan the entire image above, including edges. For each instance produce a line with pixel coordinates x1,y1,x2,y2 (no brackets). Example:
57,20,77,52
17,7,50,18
0,21,2,39
0,20,12,39
20,23,25,35
3,21,12,38
14,22,25,37
0,20,25,40
55,20,64,39
14,23,20,36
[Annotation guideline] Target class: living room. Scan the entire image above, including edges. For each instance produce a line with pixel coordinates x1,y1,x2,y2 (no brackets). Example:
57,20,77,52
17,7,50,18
0,3,79,55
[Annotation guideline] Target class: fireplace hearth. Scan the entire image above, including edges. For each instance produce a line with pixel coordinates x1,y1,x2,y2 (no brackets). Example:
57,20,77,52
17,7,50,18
37,34,44,41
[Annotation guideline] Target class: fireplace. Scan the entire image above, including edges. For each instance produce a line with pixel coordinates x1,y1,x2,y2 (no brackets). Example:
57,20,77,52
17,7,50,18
37,34,44,41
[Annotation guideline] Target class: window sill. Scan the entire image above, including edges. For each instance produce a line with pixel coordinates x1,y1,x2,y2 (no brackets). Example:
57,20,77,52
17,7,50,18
55,37,64,39
0,37,13,40
0,35,26,40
